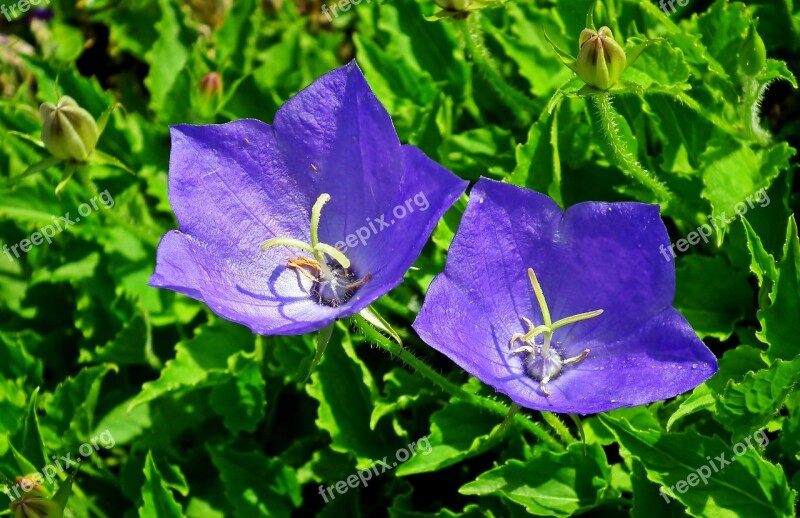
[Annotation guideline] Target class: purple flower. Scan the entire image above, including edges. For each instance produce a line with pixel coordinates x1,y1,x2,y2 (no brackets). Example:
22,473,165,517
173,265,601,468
151,62,467,335
413,178,717,414
30,8,54,21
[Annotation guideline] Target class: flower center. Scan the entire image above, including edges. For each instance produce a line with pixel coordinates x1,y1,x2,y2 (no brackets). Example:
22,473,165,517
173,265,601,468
261,193,371,307
509,267,603,396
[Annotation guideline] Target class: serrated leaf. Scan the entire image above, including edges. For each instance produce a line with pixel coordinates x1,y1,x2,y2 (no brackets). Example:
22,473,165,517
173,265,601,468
715,356,800,438
600,414,795,517
306,325,395,464
395,401,501,476
144,0,190,120
666,385,714,432
370,367,436,430
700,142,793,244
208,444,301,518
460,443,610,517
757,216,800,360
139,452,183,518
742,217,778,288
128,322,252,411
44,364,118,448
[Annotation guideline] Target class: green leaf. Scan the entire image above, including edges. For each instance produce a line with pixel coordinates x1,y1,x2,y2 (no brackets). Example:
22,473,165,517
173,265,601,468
757,216,800,360
370,368,436,431
674,255,753,339
128,322,253,411
79,312,151,367
144,0,191,120
395,401,502,476
630,460,685,518
209,354,266,435
715,356,800,437
44,364,118,448
742,217,778,289
600,414,795,517
666,385,714,432
214,0,258,73
306,325,395,464
52,470,76,509
139,452,184,518
460,443,610,517
700,142,793,244
208,444,301,518
668,345,770,430
509,109,562,204
20,388,47,475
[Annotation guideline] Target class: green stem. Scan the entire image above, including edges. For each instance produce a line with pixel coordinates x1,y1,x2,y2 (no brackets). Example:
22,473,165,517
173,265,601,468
353,314,564,451
459,16,537,123
593,93,672,202
541,411,575,444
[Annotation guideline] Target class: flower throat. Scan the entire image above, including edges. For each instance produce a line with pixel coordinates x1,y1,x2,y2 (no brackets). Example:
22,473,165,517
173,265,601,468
261,194,371,307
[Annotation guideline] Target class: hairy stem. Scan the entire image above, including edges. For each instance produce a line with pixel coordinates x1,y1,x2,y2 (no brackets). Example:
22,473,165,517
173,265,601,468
459,16,537,123
353,314,564,451
593,93,672,202
541,412,575,444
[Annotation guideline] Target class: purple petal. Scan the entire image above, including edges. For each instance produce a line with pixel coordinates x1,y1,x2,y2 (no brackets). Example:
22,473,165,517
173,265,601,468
331,145,467,318
151,231,340,335
413,178,717,414
151,63,466,334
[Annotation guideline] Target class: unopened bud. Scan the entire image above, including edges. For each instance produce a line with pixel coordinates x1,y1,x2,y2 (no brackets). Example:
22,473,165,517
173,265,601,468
39,96,99,162
198,72,223,98
433,0,472,11
575,26,626,90
739,25,766,76
10,496,62,518
185,0,232,28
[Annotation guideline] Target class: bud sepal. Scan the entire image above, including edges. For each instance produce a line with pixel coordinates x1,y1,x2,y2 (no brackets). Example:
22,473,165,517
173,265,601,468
543,0,665,93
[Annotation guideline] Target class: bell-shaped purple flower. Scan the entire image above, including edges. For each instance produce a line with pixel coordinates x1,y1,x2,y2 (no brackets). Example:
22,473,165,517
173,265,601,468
413,178,717,414
151,62,467,335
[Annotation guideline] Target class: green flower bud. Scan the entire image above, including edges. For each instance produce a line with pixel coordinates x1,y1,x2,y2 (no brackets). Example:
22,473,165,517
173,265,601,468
739,25,766,76
433,0,472,11
39,96,99,162
10,496,62,518
575,26,627,90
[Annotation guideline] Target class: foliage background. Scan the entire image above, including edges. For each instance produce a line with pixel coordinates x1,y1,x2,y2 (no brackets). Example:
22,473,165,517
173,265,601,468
0,0,799,516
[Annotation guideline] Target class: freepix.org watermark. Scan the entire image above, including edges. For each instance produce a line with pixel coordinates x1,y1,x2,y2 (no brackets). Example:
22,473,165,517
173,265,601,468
658,0,688,16
334,191,430,254
318,436,432,503
2,189,114,262
320,0,372,22
659,188,769,262
659,429,769,503
3,430,116,502
1,0,50,22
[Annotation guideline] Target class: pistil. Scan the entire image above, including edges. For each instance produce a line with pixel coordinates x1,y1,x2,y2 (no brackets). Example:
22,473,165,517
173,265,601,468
509,268,603,396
